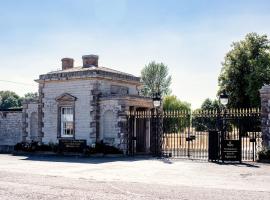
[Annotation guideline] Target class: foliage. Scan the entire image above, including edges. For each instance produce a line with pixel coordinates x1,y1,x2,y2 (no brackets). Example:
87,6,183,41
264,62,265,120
0,91,21,109
163,95,191,133
218,32,270,108
163,95,191,111
200,98,220,110
141,61,172,97
193,98,221,131
14,142,59,152
258,147,270,161
95,141,123,154
22,92,38,101
14,141,123,155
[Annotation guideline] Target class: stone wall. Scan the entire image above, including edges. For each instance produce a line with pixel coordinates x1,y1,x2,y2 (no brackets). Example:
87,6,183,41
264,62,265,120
0,110,23,152
260,85,270,149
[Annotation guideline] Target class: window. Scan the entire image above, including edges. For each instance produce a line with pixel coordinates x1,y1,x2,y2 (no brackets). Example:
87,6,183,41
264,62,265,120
61,107,74,137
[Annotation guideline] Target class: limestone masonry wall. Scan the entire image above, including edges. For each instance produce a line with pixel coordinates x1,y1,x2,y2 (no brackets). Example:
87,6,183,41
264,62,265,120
42,79,94,145
0,111,22,152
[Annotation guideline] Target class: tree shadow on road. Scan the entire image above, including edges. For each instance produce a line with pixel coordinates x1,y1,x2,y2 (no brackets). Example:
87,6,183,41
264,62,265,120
214,161,260,168
12,153,168,164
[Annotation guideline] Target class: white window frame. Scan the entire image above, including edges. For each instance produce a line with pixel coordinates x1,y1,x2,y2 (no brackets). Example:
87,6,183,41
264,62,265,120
60,107,74,137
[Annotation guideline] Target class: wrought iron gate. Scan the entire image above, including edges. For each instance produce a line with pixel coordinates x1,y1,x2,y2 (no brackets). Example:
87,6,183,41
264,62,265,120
128,108,262,162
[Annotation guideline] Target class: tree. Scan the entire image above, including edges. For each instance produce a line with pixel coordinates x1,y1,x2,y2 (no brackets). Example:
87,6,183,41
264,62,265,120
193,98,221,131
0,91,21,109
163,95,191,111
200,98,220,110
141,61,172,97
22,92,38,101
218,32,270,108
163,95,191,133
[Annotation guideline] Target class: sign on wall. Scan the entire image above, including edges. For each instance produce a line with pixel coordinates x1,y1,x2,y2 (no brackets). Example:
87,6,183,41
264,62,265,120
59,139,86,153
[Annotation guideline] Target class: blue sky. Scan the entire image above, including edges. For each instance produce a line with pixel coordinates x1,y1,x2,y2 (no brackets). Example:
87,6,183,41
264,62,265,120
0,0,270,108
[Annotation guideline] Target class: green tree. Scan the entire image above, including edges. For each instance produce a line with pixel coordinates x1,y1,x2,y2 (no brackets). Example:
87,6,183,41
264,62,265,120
141,61,172,97
163,95,191,133
0,91,21,109
200,98,220,110
22,92,38,101
193,98,221,131
163,95,191,111
218,32,270,108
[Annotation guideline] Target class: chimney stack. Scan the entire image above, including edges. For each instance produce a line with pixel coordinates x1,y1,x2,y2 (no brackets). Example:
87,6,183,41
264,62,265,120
82,54,99,68
61,58,74,70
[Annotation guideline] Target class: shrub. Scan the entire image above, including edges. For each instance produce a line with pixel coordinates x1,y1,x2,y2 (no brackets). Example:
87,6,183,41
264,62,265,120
258,148,270,160
94,141,123,154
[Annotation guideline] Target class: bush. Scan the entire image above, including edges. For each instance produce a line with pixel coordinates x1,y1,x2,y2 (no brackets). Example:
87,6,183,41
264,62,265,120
258,148,270,160
94,141,123,154
14,141,38,152
14,141,58,153
14,141,123,155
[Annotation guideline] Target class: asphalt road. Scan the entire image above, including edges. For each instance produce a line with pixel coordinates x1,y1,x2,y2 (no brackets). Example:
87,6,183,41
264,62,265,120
0,154,269,200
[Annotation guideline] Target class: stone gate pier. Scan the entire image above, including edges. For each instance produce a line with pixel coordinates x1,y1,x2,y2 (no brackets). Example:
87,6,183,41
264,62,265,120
260,85,270,149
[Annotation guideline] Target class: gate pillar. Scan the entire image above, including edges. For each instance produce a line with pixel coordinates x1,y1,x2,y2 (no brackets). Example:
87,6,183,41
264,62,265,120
260,85,270,149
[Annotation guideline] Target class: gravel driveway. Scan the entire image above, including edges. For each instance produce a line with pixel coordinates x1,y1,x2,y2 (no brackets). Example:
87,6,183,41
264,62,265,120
0,154,269,200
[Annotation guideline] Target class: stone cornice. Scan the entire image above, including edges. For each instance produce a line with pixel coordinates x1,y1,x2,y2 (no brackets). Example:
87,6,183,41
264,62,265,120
100,94,152,101
37,68,141,84
35,76,142,86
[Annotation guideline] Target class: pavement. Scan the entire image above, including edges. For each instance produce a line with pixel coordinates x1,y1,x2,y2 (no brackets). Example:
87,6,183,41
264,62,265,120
0,154,270,200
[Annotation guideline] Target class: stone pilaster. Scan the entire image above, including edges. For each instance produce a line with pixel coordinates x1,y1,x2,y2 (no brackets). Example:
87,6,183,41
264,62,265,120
260,85,270,149
22,103,28,142
38,82,45,142
90,81,101,143
117,104,129,154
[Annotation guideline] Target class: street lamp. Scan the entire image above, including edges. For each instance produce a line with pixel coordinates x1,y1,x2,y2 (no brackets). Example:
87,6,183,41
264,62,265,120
152,92,162,156
219,90,228,106
219,90,229,162
153,92,161,108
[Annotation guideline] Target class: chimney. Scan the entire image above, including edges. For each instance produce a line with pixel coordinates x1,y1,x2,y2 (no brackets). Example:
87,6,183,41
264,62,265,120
82,54,99,68
61,58,74,70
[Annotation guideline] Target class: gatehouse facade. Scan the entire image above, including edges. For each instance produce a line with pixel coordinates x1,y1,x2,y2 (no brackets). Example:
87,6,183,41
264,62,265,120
0,55,153,153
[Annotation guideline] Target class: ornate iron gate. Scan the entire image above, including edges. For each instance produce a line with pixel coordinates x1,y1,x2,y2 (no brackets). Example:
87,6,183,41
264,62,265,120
128,108,262,162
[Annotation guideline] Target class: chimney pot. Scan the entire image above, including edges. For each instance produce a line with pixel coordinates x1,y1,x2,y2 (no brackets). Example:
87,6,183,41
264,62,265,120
82,54,99,68
61,58,74,70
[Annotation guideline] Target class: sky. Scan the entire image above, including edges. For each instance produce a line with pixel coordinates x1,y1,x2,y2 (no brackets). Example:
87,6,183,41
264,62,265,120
0,0,270,108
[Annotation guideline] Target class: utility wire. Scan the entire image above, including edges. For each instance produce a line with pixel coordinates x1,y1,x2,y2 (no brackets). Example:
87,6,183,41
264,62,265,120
0,79,37,86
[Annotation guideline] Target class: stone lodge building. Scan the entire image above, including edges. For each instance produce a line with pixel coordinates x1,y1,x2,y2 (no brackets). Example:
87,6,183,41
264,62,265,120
0,55,153,153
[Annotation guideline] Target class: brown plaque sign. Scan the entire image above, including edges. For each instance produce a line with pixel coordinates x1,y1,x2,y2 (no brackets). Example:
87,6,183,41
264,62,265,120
59,139,86,153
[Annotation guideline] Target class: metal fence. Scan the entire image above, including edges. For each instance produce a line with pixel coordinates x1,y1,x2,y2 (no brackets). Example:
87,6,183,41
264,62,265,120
128,108,262,162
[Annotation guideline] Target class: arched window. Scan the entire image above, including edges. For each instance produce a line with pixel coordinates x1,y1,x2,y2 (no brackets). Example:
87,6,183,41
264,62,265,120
30,112,38,140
